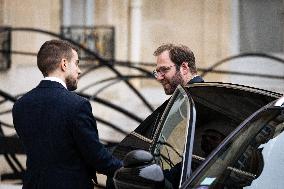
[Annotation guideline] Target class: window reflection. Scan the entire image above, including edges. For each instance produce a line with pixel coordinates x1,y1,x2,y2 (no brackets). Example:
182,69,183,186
190,109,284,189
153,92,189,170
152,86,191,188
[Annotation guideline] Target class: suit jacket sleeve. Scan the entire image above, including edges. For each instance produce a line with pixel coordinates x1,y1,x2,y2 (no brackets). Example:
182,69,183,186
72,100,122,176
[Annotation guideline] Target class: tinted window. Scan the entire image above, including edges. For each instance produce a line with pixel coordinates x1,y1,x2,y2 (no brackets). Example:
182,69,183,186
187,84,280,164
188,106,284,189
152,86,189,168
151,86,193,188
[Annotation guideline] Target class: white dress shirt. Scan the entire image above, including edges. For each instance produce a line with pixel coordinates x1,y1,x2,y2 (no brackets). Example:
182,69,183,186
43,77,67,89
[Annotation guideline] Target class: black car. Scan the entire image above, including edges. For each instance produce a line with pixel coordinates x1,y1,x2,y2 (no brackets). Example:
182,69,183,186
111,82,284,189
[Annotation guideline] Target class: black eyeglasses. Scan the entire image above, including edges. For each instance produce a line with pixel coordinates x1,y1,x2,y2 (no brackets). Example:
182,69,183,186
152,65,176,78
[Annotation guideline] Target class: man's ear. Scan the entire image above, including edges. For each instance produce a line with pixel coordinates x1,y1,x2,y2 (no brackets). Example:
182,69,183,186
60,59,68,72
180,62,189,75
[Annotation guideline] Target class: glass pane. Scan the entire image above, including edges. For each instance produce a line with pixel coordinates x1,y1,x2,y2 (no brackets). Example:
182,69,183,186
154,93,188,169
152,86,192,188
189,107,284,188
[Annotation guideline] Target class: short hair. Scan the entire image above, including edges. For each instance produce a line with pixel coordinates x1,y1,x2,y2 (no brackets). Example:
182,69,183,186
37,40,78,77
153,43,197,74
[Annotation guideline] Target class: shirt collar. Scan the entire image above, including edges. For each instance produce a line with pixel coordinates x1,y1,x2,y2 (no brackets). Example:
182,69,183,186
43,77,67,89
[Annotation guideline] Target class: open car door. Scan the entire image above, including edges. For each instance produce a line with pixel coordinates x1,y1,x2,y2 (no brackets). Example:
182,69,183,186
113,82,282,189
113,85,197,189
184,96,284,189
150,85,196,188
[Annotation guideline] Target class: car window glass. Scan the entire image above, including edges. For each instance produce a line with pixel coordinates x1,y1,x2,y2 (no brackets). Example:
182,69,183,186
153,92,188,168
242,132,284,187
188,107,284,189
151,85,194,187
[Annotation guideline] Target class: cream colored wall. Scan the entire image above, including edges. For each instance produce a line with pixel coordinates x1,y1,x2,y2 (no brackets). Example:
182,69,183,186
1,0,232,80
140,0,232,81
1,0,60,65
93,0,232,81
94,0,129,61
0,0,232,65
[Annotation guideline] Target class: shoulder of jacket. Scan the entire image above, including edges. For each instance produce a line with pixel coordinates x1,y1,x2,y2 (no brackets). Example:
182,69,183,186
65,91,89,106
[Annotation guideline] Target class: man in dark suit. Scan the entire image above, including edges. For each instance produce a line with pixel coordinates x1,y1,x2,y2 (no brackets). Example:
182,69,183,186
12,40,122,189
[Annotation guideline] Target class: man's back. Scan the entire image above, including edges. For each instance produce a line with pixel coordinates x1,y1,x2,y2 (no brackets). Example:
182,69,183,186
13,40,122,189
13,81,96,189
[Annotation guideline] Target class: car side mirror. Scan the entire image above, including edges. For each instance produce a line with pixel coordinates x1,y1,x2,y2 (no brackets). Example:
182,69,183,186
123,149,153,167
113,150,165,189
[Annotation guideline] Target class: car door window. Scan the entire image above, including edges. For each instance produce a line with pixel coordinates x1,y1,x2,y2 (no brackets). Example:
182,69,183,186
187,83,281,166
151,85,196,188
187,104,284,189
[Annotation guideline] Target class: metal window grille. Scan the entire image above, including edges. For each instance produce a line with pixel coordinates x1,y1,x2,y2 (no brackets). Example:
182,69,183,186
60,26,115,61
0,27,11,70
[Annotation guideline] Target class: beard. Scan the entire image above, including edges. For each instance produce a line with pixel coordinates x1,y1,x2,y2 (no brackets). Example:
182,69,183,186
65,75,78,91
162,71,184,95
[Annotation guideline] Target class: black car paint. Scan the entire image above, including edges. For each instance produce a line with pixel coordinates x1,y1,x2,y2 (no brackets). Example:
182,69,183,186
112,83,282,189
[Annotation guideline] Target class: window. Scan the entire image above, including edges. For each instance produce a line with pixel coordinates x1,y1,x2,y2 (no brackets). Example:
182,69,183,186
189,108,284,188
151,85,194,188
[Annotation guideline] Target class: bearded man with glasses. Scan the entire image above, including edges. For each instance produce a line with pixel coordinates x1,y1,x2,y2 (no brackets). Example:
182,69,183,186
135,44,203,139
153,43,204,95
133,44,204,188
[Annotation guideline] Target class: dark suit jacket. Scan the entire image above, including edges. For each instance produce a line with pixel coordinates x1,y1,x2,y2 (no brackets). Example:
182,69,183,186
188,75,204,84
12,80,122,189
